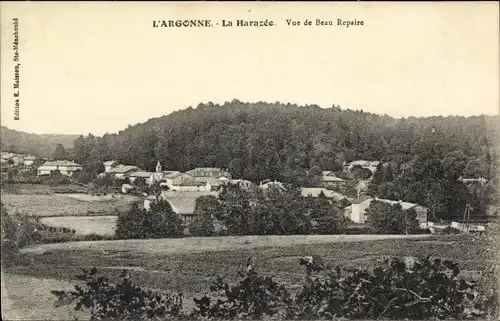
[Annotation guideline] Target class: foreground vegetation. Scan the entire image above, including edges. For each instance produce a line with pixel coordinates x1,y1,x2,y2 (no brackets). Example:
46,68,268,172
51,254,498,320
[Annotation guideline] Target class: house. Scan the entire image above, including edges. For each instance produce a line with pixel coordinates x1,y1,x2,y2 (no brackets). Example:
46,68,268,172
1,153,24,166
169,177,211,192
301,187,349,202
108,165,139,179
343,160,381,174
159,171,189,187
194,176,222,190
22,155,37,166
101,161,140,179
321,173,348,188
259,180,285,191
227,179,253,189
143,190,220,224
37,160,83,176
103,160,119,173
121,183,134,194
343,195,428,226
185,167,231,179
126,171,153,183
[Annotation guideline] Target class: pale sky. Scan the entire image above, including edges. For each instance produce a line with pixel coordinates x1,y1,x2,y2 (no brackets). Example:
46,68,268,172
1,2,498,135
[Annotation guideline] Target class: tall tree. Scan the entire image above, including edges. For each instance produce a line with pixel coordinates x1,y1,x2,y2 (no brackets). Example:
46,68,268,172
52,144,68,160
366,201,419,234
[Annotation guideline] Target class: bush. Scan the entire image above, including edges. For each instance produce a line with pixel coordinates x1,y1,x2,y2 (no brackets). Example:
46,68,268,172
53,256,497,320
41,170,72,186
1,202,44,265
366,201,419,234
442,226,462,234
52,268,183,321
115,203,147,239
115,201,184,239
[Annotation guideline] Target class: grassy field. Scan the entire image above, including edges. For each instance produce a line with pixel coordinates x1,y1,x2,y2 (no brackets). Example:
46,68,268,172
1,193,140,217
7,234,490,295
20,234,431,255
2,233,496,320
39,216,117,235
1,183,88,195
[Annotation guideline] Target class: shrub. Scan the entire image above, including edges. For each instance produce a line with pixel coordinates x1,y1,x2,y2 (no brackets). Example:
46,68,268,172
1,202,44,265
192,269,293,320
115,201,184,239
53,257,496,320
442,226,462,234
51,268,183,321
115,203,147,239
366,201,419,234
293,256,488,320
144,200,184,238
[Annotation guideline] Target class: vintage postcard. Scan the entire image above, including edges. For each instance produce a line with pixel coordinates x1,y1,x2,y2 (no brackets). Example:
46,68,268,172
1,2,499,320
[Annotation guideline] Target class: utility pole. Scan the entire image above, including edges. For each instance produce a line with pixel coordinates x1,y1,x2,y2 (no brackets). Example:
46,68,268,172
461,203,471,233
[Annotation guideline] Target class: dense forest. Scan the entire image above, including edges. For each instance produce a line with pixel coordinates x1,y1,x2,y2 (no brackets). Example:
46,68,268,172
63,100,499,179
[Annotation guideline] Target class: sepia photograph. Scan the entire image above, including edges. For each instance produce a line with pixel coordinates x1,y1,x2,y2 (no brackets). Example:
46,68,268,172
1,2,499,320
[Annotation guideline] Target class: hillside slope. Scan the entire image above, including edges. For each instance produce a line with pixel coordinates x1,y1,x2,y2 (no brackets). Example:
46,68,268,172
0,126,79,158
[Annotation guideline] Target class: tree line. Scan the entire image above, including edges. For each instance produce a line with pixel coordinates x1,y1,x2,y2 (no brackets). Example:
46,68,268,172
115,184,425,239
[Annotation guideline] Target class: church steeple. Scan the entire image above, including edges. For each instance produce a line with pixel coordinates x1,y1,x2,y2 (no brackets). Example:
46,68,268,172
156,161,162,172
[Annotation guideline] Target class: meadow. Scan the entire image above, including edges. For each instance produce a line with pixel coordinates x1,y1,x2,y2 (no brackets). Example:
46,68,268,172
7,234,489,296
1,193,140,217
2,233,496,320
39,216,117,235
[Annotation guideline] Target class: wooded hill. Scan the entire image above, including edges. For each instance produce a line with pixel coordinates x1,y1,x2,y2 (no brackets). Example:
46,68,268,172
68,100,498,178
67,100,499,220
0,126,78,158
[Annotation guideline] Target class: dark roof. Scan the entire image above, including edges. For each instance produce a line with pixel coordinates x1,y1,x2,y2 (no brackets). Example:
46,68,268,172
159,191,219,214
351,195,373,204
39,160,82,167
179,178,206,186
128,171,152,177
109,165,138,174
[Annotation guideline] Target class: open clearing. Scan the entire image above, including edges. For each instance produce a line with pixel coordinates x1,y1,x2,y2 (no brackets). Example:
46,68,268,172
40,216,117,235
1,193,140,217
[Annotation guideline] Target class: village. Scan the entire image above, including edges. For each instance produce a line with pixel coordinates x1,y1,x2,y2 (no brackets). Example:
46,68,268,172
1,150,489,234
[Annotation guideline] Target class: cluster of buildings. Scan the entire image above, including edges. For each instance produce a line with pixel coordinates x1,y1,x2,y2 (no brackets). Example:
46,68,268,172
3,151,486,233
1,152,39,167
1,151,84,177
343,160,381,174
36,160,83,176
100,160,254,192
